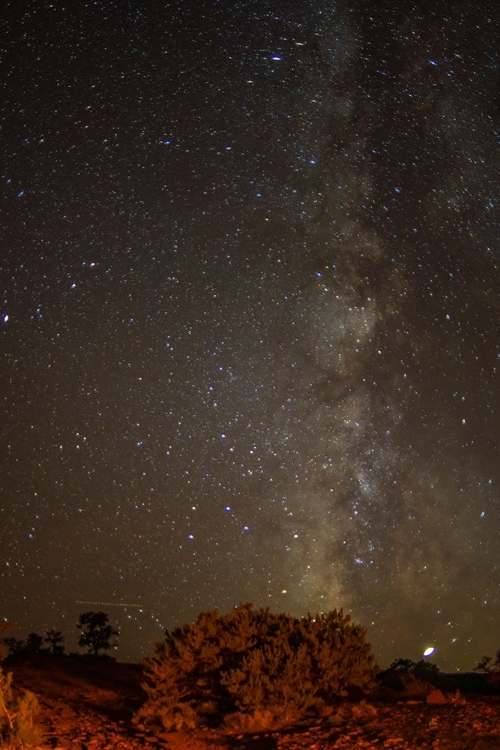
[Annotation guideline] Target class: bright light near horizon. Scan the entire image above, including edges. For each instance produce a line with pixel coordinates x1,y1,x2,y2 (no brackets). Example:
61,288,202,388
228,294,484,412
423,646,435,657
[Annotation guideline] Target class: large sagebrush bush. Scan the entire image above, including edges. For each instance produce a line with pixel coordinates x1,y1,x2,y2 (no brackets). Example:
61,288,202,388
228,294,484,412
134,603,376,732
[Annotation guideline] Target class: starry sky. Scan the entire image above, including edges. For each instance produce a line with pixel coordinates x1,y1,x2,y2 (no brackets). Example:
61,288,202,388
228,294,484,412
1,0,499,672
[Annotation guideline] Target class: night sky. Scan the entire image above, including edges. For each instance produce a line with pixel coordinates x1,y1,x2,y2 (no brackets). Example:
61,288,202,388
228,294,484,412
1,1,499,671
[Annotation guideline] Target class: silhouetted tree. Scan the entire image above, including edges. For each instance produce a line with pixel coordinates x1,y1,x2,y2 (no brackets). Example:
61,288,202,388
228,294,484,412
44,629,65,655
413,659,439,682
475,649,500,673
378,657,439,694
77,612,119,657
25,632,44,655
0,621,11,661
1,637,25,658
388,658,416,672
387,658,438,681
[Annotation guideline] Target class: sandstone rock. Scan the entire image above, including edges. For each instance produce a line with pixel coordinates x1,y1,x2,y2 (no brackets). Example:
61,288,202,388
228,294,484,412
426,688,447,704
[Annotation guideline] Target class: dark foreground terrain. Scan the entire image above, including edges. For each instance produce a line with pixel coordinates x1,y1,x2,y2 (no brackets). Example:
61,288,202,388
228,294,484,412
6,656,500,750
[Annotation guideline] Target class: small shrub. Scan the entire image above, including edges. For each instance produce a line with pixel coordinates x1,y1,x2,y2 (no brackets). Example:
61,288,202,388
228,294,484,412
222,705,301,734
324,700,377,727
377,657,439,698
398,672,430,698
134,604,376,733
0,666,41,748
448,688,466,704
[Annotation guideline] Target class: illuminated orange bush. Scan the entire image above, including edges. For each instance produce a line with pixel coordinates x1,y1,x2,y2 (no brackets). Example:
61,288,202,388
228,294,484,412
134,603,376,732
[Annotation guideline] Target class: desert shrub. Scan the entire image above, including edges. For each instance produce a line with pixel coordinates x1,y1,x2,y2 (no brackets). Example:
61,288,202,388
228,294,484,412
377,657,439,697
0,666,41,748
397,672,431,698
153,701,201,732
134,604,376,733
447,688,466,703
222,705,301,734
323,699,377,727
412,659,439,683
387,658,439,682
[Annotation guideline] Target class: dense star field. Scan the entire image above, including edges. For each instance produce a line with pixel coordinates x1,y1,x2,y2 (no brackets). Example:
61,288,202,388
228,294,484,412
1,1,499,671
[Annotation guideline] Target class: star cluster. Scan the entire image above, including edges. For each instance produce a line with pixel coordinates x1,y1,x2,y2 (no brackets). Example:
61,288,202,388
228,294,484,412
1,0,499,670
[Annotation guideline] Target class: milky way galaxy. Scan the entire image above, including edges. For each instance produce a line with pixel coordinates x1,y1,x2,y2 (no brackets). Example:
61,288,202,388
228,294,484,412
1,1,499,670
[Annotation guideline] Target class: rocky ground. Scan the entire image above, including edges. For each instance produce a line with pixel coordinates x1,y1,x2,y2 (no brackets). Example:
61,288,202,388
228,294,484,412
6,656,500,749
